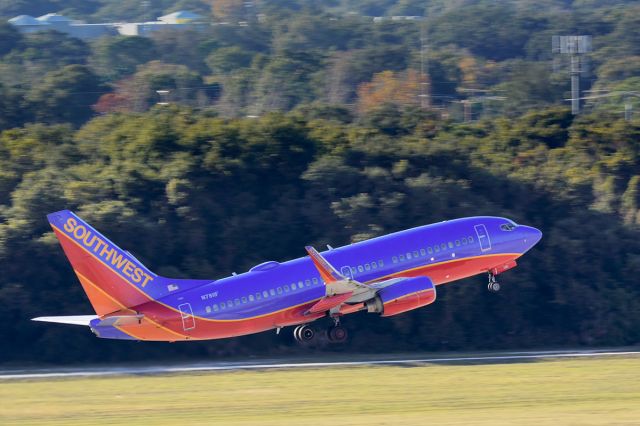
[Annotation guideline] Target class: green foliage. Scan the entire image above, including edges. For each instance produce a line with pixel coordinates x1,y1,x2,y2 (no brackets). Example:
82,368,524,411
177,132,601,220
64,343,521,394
27,64,103,126
0,0,640,364
1,105,640,364
0,22,21,56
90,36,157,80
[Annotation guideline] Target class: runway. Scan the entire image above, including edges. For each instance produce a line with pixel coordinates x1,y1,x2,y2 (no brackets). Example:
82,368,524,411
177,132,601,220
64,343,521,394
1,348,638,380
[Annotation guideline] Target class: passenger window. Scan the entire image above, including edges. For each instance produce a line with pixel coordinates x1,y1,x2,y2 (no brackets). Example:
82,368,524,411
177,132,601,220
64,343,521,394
269,289,276,296
220,302,226,309
468,235,474,243
420,248,426,256
234,298,240,305
399,254,405,261
441,243,447,251
242,297,247,303
392,256,398,263
206,306,211,313
305,279,311,286
256,292,262,300
462,237,468,245
312,278,318,285
227,300,233,307
448,242,453,249
455,240,460,246
284,285,289,292
413,251,419,258
434,245,440,252
298,282,304,289
277,287,283,294
365,263,371,271
358,265,364,272
378,260,384,267
406,252,412,260
372,262,378,269
249,294,254,301
263,290,269,298
213,304,219,311
427,247,433,254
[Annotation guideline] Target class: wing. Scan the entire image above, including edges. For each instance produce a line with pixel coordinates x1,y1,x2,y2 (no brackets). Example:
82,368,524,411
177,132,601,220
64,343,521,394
305,246,405,314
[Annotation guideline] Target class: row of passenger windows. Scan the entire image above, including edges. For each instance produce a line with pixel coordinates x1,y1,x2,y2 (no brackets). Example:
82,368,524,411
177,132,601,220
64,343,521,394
204,277,320,314
349,259,384,275
391,235,475,264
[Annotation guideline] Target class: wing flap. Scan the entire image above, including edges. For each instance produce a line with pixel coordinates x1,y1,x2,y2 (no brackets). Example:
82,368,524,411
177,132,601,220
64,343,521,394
306,292,353,314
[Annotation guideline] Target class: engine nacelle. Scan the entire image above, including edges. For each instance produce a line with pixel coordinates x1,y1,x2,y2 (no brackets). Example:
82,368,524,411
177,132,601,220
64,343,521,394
365,276,436,317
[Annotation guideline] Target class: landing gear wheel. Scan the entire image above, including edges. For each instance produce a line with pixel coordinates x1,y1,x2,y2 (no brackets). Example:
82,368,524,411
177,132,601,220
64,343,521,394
294,325,315,343
327,325,348,343
487,273,500,292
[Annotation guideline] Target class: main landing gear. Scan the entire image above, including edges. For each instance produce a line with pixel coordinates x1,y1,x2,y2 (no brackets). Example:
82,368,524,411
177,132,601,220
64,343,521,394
293,324,315,343
327,316,348,344
292,317,349,344
487,273,501,292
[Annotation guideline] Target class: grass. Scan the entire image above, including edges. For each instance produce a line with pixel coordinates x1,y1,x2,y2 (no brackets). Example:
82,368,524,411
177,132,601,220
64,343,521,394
1,356,640,425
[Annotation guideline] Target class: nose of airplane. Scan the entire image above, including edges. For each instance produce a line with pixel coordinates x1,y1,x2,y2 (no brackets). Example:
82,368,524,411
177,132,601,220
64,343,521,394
520,225,542,250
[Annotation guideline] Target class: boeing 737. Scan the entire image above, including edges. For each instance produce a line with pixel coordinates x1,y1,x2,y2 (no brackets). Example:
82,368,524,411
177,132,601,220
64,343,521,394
33,210,542,343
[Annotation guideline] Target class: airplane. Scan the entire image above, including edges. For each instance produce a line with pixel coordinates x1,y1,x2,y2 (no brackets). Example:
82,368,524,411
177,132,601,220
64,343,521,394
33,210,542,343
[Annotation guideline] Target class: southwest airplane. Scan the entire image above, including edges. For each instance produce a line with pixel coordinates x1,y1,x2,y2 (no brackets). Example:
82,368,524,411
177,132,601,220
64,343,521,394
33,210,542,343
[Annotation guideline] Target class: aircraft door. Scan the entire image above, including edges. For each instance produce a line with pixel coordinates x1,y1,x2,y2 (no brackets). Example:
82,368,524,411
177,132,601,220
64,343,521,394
178,303,196,331
474,224,492,252
341,266,354,279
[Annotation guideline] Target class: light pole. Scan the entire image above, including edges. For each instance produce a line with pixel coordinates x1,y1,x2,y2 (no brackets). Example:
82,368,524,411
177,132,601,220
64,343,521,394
553,35,592,115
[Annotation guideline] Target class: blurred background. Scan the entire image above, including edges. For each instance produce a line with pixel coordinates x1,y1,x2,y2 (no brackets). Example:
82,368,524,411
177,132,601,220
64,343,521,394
0,0,639,365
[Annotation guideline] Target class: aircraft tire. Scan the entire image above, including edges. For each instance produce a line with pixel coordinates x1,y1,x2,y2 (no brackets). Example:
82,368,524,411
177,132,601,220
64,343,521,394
294,325,315,343
488,282,501,292
328,325,348,343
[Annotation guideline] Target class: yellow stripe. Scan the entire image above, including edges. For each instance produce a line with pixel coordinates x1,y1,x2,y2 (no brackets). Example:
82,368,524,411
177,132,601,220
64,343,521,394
369,252,521,284
55,223,325,323
386,288,435,304
74,269,186,340
55,223,519,324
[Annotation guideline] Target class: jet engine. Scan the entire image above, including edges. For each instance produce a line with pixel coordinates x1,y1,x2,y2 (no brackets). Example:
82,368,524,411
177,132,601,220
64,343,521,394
365,276,436,317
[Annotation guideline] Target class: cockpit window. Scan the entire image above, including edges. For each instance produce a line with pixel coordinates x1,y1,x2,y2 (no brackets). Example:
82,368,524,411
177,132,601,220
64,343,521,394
500,223,516,231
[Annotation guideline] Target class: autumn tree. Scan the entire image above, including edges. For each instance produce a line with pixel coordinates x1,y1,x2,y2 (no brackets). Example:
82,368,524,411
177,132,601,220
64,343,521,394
356,69,422,114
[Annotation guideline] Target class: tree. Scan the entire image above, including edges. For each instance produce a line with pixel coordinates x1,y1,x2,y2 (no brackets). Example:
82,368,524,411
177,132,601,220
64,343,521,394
206,46,254,74
0,22,22,57
356,69,421,114
27,64,103,126
97,61,206,112
90,36,157,80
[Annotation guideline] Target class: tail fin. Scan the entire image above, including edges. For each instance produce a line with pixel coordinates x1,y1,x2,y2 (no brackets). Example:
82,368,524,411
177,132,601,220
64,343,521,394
47,210,209,316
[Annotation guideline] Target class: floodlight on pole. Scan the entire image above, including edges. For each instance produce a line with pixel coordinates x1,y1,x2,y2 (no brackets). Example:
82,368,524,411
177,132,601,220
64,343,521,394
552,35,592,115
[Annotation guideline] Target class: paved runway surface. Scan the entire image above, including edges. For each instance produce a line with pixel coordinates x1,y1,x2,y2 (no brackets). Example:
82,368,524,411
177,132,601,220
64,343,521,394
1,349,638,380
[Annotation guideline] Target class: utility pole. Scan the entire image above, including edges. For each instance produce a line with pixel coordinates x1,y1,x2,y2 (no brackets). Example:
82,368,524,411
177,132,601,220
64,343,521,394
419,19,430,108
625,101,633,121
553,35,592,115
579,90,640,121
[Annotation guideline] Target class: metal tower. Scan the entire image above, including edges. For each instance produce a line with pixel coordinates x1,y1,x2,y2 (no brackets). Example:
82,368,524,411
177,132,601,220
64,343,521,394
552,35,592,114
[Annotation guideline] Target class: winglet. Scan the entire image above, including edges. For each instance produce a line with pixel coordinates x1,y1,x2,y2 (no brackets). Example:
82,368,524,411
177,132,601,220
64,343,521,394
305,246,345,284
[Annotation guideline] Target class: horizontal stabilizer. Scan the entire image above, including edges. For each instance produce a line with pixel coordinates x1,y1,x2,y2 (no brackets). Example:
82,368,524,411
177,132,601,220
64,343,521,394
93,315,144,327
32,315,97,326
